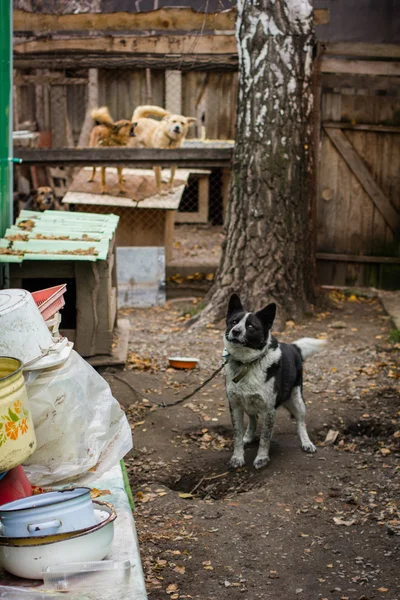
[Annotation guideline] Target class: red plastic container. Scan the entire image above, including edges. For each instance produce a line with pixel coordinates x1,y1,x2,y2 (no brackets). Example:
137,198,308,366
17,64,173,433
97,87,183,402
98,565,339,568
0,466,32,506
31,284,67,321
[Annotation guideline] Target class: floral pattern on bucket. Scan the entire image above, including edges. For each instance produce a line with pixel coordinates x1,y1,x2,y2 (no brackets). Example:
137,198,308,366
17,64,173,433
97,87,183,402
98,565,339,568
0,401,30,445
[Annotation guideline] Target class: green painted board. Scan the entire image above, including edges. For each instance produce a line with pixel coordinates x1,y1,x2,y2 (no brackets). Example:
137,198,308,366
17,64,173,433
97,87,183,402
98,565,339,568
0,209,119,263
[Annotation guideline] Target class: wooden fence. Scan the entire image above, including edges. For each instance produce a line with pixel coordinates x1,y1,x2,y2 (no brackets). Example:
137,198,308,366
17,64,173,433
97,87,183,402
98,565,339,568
317,46,400,289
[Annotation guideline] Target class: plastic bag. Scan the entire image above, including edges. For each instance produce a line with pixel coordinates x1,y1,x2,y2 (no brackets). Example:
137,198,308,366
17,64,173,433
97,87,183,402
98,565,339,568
23,350,132,486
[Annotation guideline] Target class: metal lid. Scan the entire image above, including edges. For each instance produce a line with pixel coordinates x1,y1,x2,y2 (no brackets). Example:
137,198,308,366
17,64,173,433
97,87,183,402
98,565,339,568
0,289,30,315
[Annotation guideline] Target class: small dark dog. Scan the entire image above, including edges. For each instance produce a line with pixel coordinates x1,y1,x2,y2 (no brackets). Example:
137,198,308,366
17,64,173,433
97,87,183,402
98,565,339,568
88,106,136,195
224,293,326,469
13,187,62,221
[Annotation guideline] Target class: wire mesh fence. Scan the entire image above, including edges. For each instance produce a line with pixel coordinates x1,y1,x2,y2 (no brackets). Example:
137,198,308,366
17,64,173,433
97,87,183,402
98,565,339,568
13,63,236,260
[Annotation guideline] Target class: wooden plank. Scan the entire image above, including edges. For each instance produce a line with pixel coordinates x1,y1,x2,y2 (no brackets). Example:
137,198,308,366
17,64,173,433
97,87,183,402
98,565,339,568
324,43,400,59
14,35,237,56
317,253,400,264
164,210,176,264
13,7,324,33
321,58,400,77
15,147,233,168
324,121,400,134
14,53,238,72
324,127,400,236
318,92,341,253
87,318,130,368
321,73,400,95
13,8,236,33
15,74,87,85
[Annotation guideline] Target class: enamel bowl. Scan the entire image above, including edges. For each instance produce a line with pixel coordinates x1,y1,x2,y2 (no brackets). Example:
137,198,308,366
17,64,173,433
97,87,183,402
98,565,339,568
0,487,96,538
0,501,116,579
168,356,199,369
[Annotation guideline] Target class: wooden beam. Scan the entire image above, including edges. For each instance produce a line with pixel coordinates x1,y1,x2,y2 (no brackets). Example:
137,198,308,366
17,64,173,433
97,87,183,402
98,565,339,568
13,34,237,56
15,74,88,85
13,8,236,33
324,43,400,59
317,253,400,265
321,73,400,95
323,121,400,134
324,127,400,236
13,53,239,71
14,147,233,169
13,7,325,34
321,57,400,77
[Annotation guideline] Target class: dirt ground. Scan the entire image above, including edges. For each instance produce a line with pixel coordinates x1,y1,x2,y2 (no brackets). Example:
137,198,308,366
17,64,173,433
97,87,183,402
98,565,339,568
102,291,399,600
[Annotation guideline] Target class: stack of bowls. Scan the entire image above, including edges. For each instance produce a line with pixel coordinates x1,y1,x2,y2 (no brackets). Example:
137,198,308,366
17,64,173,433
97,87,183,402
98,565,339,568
0,488,116,579
0,289,73,372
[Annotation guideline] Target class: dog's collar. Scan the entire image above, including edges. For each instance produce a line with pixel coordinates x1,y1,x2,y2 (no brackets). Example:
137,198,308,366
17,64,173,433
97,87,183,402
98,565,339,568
232,362,253,384
223,347,267,384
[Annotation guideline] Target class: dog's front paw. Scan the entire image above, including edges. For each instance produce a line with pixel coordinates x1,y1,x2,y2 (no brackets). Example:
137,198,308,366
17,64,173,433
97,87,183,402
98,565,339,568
302,441,317,454
230,455,245,469
253,454,270,469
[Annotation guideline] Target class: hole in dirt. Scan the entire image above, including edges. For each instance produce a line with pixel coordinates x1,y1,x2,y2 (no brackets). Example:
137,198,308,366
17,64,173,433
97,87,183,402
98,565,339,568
167,465,266,500
343,418,397,439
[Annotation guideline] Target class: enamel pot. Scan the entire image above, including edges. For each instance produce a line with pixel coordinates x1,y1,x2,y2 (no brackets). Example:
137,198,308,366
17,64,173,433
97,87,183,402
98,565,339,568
0,487,96,538
0,357,36,472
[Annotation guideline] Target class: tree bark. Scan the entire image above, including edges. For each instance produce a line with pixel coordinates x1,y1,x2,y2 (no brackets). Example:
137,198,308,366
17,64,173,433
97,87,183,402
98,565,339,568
201,0,316,326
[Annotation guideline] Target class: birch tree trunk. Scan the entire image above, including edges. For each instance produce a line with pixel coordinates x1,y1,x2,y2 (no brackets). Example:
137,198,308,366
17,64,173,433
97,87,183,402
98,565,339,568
201,0,316,325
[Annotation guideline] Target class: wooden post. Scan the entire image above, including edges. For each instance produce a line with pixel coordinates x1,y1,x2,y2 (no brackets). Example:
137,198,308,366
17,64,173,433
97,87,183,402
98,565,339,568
77,68,98,148
164,210,176,264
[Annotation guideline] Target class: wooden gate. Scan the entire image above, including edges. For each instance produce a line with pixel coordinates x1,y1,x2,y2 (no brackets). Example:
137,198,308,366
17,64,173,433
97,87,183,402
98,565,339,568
317,53,400,290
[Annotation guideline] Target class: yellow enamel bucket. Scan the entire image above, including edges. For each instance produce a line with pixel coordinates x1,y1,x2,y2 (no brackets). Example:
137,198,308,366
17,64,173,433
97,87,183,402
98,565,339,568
0,357,36,472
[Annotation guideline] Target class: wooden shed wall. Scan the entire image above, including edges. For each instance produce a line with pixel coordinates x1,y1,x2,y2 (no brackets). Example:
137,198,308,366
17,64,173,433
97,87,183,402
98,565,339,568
317,77,400,289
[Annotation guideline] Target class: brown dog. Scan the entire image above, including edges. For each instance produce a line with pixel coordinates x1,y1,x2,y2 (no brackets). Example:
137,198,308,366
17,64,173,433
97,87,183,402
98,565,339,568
88,107,135,194
14,187,62,220
131,105,196,194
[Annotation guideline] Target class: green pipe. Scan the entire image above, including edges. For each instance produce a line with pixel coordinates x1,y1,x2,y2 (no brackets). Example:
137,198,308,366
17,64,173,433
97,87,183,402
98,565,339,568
120,459,135,511
0,0,12,239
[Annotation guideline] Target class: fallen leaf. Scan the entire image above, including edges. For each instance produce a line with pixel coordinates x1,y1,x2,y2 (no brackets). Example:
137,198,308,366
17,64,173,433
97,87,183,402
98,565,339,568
268,571,279,579
323,429,339,446
174,566,185,575
167,583,178,594
178,492,193,499
90,488,111,498
380,448,391,455
333,517,357,526
377,587,389,593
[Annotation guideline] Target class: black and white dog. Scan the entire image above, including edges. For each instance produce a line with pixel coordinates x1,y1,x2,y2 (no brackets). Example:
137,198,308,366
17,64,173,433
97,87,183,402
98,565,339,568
224,293,326,470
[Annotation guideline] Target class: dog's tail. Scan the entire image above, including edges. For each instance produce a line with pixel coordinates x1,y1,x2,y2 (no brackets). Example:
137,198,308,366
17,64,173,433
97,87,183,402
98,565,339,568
132,105,170,121
293,338,327,360
91,106,114,126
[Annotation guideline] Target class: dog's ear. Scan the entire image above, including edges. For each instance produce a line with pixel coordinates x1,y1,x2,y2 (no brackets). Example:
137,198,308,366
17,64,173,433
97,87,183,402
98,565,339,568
186,117,197,126
256,303,276,330
227,293,244,317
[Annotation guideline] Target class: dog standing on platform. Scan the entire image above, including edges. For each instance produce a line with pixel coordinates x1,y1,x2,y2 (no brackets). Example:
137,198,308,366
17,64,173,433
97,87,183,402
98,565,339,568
224,293,326,470
88,107,135,195
131,105,196,194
